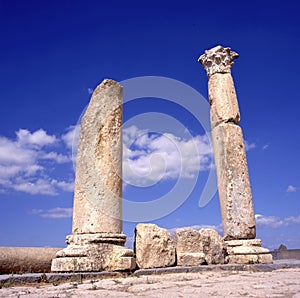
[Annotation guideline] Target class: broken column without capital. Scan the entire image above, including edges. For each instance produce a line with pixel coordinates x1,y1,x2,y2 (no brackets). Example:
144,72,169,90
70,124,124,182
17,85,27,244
51,79,135,272
198,46,272,264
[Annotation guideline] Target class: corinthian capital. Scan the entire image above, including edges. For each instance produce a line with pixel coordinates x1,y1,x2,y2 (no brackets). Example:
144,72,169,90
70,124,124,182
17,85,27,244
198,45,239,77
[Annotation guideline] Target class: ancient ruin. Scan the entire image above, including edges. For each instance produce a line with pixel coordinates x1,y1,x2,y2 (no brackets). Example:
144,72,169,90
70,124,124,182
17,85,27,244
199,45,272,264
51,79,135,272
50,46,273,272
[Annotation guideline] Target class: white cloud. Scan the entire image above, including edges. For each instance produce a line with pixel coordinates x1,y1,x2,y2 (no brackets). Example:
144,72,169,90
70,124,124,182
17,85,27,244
262,144,270,150
52,179,74,192
0,128,73,195
13,178,58,195
0,136,37,165
32,207,73,218
244,140,256,151
16,129,57,148
40,152,70,163
286,185,297,192
61,125,79,150
255,214,300,228
123,126,213,187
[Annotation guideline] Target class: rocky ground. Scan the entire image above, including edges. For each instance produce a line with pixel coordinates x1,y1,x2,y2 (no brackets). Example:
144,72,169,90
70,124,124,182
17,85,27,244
0,267,299,297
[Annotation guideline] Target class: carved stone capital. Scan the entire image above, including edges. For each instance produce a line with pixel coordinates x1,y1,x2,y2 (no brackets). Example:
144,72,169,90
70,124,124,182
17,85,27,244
198,45,239,77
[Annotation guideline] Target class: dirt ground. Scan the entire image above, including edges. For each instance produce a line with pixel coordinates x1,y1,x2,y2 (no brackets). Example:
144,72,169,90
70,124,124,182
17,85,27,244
0,268,299,297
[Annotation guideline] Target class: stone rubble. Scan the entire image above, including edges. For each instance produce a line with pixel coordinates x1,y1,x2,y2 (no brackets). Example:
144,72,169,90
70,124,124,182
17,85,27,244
174,227,206,266
174,228,225,266
134,224,176,269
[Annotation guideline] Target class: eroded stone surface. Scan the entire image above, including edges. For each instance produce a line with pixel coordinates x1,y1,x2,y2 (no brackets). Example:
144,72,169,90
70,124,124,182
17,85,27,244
199,229,225,264
72,79,123,234
208,73,240,129
174,228,202,253
212,122,256,240
174,228,205,266
174,228,225,266
135,224,175,269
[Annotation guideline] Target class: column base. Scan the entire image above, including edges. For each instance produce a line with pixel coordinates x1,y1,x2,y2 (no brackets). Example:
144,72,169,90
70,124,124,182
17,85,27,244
225,239,273,264
51,233,136,272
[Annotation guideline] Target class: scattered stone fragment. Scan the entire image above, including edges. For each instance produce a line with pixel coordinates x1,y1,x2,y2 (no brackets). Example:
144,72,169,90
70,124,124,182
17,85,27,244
174,228,225,266
135,224,175,269
174,228,205,266
199,228,225,264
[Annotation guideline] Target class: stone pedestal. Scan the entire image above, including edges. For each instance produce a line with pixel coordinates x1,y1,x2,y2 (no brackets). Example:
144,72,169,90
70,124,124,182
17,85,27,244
225,239,273,264
51,233,135,272
51,79,135,272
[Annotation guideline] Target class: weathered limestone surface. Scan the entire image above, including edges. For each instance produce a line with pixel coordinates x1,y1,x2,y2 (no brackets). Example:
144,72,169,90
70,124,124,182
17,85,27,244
199,45,256,241
0,247,61,274
135,224,175,269
72,79,123,234
174,228,225,266
208,73,240,129
52,79,135,272
199,229,225,264
212,122,256,240
174,228,205,266
225,240,273,264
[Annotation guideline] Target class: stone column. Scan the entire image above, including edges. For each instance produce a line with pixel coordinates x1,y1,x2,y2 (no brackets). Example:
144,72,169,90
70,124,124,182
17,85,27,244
198,46,272,264
51,79,135,272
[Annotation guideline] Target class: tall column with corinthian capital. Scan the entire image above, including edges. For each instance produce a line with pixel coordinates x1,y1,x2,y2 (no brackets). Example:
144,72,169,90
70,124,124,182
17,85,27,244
198,46,272,263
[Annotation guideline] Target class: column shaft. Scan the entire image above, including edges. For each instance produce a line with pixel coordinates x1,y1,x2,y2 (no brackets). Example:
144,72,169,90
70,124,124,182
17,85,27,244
72,79,122,234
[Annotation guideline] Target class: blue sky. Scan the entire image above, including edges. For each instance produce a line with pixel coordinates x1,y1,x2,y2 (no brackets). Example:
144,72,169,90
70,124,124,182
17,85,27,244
0,0,299,250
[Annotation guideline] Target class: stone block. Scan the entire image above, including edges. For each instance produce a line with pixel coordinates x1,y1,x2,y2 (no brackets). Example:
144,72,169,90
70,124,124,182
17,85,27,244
226,239,262,247
174,228,225,266
199,229,225,264
135,224,175,269
174,228,202,253
227,253,273,265
177,252,206,266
